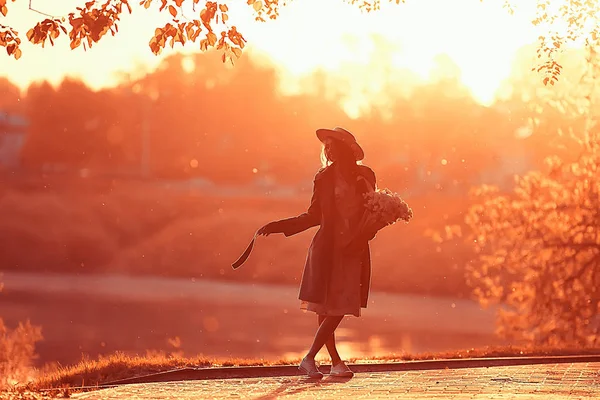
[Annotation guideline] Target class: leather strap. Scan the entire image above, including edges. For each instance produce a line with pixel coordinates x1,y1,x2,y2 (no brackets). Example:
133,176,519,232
232,231,258,270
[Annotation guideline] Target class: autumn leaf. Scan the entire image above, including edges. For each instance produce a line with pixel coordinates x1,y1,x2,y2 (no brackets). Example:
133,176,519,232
51,27,60,40
199,38,208,51
71,37,81,49
168,5,177,17
253,1,262,11
207,31,217,46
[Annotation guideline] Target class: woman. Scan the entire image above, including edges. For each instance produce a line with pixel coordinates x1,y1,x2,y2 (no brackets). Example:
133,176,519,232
257,127,378,379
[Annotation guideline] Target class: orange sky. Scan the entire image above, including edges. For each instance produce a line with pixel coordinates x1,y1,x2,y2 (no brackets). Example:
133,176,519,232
1,0,544,114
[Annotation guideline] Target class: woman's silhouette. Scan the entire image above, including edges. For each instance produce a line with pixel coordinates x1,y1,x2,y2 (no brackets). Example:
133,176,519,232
257,127,378,379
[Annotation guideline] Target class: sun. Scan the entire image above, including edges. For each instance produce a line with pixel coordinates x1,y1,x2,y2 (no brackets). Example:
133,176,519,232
239,0,540,110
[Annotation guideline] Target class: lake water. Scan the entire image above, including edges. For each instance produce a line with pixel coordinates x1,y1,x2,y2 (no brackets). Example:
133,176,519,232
0,271,503,366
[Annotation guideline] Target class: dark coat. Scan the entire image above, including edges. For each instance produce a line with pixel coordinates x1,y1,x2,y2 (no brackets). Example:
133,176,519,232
270,164,377,308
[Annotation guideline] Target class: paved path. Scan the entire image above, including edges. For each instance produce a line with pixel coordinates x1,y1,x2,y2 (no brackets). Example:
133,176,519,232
75,362,599,399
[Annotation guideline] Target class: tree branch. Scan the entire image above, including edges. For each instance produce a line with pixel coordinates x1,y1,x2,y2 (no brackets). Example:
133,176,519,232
544,241,600,251
28,0,65,19
564,252,600,286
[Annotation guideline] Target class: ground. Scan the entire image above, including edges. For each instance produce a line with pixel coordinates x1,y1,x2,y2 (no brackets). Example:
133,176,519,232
72,362,600,400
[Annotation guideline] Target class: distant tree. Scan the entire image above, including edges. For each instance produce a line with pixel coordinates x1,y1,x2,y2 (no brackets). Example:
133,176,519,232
16,48,520,183
440,43,600,346
0,78,21,112
0,0,599,84
494,43,596,168
21,79,120,168
457,142,600,346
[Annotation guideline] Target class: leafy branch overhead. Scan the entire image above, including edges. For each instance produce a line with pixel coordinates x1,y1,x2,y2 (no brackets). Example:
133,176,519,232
0,0,258,63
527,0,600,86
0,0,600,82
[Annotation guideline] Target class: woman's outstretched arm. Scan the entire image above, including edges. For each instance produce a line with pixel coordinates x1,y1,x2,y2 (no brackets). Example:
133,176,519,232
258,172,323,237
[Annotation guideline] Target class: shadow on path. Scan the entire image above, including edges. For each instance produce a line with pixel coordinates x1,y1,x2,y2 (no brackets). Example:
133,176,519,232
254,376,354,399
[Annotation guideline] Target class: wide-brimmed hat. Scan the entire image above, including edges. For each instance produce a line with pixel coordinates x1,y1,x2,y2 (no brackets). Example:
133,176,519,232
316,127,364,161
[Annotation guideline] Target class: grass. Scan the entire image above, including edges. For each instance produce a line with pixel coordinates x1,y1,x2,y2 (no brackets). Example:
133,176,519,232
34,352,268,390
349,345,600,363
26,346,600,391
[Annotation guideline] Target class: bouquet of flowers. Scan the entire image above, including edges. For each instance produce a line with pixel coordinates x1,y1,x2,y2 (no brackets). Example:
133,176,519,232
357,189,413,239
364,188,413,224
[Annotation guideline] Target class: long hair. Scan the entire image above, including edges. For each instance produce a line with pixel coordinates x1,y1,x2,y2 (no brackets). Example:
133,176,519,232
320,145,332,168
320,139,361,169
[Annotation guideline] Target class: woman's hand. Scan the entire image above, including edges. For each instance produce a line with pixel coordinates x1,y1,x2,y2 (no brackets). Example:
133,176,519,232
361,216,389,241
257,222,279,236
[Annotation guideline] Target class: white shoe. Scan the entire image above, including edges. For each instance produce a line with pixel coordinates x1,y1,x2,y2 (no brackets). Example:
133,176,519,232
330,361,354,378
299,357,324,379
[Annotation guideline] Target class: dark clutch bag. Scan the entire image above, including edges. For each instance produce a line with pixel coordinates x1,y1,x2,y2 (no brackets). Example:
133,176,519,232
232,233,257,270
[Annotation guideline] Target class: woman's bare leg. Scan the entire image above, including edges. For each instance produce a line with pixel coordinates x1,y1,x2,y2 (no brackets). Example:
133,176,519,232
306,315,344,360
318,315,343,365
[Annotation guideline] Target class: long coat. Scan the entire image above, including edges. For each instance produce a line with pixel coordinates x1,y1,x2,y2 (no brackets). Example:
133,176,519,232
270,164,377,308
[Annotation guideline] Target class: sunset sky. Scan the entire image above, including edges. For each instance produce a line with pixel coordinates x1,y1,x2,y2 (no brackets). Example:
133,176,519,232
2,0,544,112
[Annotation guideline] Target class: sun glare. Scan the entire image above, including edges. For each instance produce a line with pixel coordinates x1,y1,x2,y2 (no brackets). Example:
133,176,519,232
240,0,541,109
2,0,547,113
